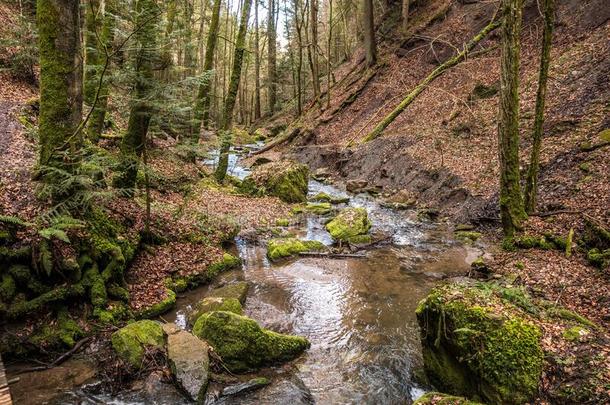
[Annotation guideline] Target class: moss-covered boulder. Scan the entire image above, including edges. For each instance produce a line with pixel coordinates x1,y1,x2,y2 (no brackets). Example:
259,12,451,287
238,160,309,203
414,392,484,405
267,238,325,261
187,296,243,325
209,282,249,304
305,202,332,215
325,207,371,243
192,311,309,372
111,320,166,368
416,281,543,404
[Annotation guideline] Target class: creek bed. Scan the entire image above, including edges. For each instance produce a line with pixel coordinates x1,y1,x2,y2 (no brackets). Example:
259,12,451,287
11,148,480,404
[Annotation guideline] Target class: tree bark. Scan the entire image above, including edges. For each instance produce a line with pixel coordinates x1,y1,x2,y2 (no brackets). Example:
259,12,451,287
497,0,526,237
253,0,261,120
267,0,277,114
37,0,83,171
363,0,376,66
84,0,116,142
309,0,321,100
215,0,253,182
326,0,332,109
192,0,222,133
524,0,555,214
113,0,159,191
401,0,409,33
364,18,500,142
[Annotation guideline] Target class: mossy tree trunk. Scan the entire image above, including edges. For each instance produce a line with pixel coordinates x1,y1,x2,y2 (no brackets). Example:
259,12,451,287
214,0,252,182
37,0,83,172
523,0,555,214
113,0,159,191
267,0,277,114
363,0,376,67
497,0,527,237
192,0,222,134
308,0,321,101
84,0,116,142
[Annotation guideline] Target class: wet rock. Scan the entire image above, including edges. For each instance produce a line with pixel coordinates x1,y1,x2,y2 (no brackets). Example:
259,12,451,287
305,202,332,215
143,370,189,404
209,282,250,304
414,391,484,404
416,281,543,404
381,190,416,209
188,296,243,325
163,323,210,402
192,311,310,372
346,179,368,193
309,192,348,204
239,160,309,203
111,320,166,368
311,167,331,181
220,377,271,397
325,207,372,244
267,238,326,261
454,231,482,243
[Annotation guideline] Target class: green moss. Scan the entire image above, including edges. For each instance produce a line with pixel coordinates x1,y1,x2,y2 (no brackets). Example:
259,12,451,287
0,274,16,302
165,277,188,293
7,284,85,319
29,308,83,350
267,238,325,261
545,306,597,328
310,192,331,202
417,282,544,404
275,218,290,227
305,202,332,215
414,392,485,405
562,326,589,342
454,231,482,242
325,207,371,243
94,302,130,324
111,320,165,368
346,234,372,244
107,283,130,301
136,289,176,319
209,282,249,304
598,128,610,142
207,253,241,279
586,248,610,269
187,296,243,325
192,311,309,372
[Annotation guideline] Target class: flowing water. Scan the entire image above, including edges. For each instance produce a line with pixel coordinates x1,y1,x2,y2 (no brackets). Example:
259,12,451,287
9,148,480,405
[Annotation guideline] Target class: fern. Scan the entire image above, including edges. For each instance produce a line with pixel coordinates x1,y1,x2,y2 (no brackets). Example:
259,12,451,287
0,215,31,228
38,228,70,243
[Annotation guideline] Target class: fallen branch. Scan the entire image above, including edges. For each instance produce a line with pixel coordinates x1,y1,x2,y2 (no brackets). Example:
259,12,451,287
298,251,367,258
362,17,501,143
250,126,303,155
16,336,91,374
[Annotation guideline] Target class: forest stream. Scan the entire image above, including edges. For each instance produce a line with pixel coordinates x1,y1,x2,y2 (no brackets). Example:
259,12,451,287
11,146,481,405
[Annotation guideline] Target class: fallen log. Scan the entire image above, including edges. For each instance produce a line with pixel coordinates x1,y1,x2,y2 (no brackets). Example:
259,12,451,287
363,16,501,142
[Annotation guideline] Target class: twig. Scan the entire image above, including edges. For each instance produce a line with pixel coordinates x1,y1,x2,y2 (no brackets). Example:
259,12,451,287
16,336,91,374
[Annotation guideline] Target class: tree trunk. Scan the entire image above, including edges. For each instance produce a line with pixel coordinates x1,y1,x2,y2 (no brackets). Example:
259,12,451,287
215,0,253,182
84,0,116,142
183,0,196,78
309,0,321,100
524,0,555,214
363,0,376,66
364,18,500,142
253,0,261,120
497,0,526,237
267,0,277,114
326,0,332,109
294,0,304,115
113,0,159,191
401,0,409,33
37,0,83,172
192,0,222,134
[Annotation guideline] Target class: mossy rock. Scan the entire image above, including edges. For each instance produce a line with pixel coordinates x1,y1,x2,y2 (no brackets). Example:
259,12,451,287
309,192,348,204
325,207,371,243
187,297,243,325
598,128,610,142
28,308,84,351
562,325,589,342
207,253,241,279
111,320,166,368
239,160,309,203
416,280,544,404
586,248,610,270
275,218,290,227
136,289,176,319
267,238,325,261
414,392,485,405
192,311,310,372
209,282,249,304
305,202,332,215
455,231,482,243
